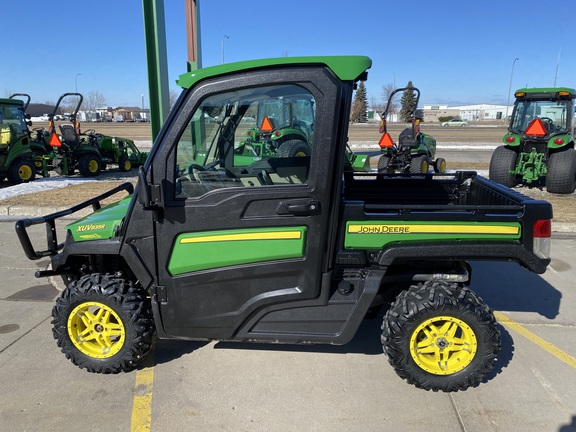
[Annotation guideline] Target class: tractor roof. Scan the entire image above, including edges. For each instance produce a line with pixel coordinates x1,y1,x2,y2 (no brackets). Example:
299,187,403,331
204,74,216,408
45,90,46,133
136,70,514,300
0,98,24,107
515,87,576,99
177,56,372,89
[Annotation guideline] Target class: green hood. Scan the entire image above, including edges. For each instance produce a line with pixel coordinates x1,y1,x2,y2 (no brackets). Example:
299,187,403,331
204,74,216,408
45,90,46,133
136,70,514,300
66,196,132,242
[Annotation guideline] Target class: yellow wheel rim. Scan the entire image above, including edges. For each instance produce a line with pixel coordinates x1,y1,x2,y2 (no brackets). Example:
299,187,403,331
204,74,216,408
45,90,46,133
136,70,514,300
124,160,131,170
19,165,33,180
67,301,125,358
439,160,446,172
421,160,429,173
410,315,477,375
295,151,307,157
88,159,99,173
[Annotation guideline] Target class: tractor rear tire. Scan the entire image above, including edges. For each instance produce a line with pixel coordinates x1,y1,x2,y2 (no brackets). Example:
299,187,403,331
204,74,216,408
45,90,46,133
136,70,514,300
409,155,430,174
378,155,394,173
8,158,36,184
546,148,576,194
381,281,501,392
78,154,101,177
277,140,311,158
51,273,155,373
489,146,518,187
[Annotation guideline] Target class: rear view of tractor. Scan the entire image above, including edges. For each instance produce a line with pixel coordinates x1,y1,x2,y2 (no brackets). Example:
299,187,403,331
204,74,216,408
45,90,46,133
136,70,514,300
489,88,576,194
0,95,37,183
377,87,445,174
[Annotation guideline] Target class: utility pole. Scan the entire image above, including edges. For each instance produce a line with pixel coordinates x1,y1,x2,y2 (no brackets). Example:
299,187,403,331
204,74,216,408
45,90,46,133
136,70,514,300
185,0,202,72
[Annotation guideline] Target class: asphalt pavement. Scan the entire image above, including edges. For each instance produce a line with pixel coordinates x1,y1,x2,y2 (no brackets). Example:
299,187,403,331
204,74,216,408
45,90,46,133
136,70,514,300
0,210,576,431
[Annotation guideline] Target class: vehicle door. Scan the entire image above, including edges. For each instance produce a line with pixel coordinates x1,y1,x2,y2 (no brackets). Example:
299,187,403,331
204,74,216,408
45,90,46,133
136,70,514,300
150,66,344,339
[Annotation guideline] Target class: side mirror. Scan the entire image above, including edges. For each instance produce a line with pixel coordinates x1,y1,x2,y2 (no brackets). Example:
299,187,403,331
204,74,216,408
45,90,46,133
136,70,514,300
137,166,152,209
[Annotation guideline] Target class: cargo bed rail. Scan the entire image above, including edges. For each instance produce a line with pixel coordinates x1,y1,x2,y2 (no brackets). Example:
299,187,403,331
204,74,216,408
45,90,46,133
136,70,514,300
15,182,134,260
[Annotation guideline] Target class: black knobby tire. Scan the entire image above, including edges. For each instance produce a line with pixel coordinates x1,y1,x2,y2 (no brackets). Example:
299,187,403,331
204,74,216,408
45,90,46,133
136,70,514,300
118,155,132,172
78,154,101,177
545,148,576,194
489,146,518,187
7,158,36,184
277,139,311,158
381,281,501,392
377,155,393,173
51,273,155,373
409,155,430,174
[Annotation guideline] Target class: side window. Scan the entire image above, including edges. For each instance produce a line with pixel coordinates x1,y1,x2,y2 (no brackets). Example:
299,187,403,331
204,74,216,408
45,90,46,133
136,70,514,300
175,84,314,198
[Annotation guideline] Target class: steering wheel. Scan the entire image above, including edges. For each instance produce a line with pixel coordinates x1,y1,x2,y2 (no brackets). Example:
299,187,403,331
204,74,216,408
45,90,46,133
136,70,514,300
188,159,223,175
540,117,554,124
83,129,96,135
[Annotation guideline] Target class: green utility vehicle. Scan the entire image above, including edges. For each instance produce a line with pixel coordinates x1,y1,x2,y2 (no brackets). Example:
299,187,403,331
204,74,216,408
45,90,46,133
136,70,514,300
0,94,37,183
377,87,445,174
489,87,576,194
16,56,553,392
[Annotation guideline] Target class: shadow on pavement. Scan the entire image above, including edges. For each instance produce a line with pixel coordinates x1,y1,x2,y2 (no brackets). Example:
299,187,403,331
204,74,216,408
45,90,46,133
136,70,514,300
469,261,561,319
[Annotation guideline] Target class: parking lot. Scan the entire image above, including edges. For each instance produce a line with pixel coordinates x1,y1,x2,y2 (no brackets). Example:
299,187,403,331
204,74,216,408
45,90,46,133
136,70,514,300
1,217,575,432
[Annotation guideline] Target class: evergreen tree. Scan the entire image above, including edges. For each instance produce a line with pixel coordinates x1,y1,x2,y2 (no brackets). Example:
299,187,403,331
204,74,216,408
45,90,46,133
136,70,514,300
400,81,417,122
350,81,368,123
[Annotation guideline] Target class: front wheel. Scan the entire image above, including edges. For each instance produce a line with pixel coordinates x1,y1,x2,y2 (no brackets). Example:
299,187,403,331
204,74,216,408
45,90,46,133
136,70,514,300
381,281,501,392
118,155,132,172
51,274,155,373
7,158,36,184
434,157,447,173
377,155,394,173
277,139,311,158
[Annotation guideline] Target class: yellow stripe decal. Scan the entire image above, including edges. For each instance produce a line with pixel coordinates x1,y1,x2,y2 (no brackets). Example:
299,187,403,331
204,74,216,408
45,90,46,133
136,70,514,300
180,231,302,244
347,224,519,235
130,344,155,431
495,312,576,369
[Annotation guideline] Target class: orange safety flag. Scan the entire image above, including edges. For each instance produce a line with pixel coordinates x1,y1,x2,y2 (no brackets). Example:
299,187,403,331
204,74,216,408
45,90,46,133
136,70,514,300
525,118,547,137
260,116,274,132
378,132,394,148
49,133,62,147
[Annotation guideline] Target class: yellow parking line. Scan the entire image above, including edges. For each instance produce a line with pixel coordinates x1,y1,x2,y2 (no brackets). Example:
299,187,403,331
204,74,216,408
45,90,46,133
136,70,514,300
495,311,576,369
131,344,156,432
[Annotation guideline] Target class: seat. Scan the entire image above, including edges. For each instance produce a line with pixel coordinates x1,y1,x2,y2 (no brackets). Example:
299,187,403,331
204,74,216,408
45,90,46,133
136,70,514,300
59,124,80,147
398,128,418,148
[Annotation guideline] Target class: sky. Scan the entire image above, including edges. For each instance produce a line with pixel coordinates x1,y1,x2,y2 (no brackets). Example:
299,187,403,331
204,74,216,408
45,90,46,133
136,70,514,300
3,0,575,109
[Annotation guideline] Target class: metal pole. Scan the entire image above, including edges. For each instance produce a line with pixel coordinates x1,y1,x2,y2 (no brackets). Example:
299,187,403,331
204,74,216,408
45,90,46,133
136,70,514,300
505,57,519,120
185,0,202,72
142,0,170,141
222,34,229,64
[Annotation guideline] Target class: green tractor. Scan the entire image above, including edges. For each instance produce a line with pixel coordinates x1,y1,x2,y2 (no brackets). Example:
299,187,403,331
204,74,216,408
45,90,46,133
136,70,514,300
489,87,576,194
377,87,445,174
0,94,37,183
32,93,148,177
233,93,313,166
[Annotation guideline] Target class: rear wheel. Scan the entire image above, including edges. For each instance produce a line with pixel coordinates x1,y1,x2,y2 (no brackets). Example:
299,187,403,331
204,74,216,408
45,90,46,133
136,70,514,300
409,155,430,174
377,155,393,173
51,273,155,373
7,158,36,184
78,154,101,177
381,281,501,392
489,146,518,187
546,148,576,194
277,140,311,158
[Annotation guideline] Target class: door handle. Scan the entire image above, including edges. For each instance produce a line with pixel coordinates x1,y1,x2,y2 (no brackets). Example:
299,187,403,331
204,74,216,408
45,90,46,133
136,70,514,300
282,200,321,216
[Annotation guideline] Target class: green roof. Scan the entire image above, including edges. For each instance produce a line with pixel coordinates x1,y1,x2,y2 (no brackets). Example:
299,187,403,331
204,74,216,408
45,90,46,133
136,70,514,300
515,87,576,97
177,56,372,89
0,98,24,106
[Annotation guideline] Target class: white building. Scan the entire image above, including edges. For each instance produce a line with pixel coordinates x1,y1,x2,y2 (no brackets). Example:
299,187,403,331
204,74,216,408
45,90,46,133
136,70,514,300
423,104,513,123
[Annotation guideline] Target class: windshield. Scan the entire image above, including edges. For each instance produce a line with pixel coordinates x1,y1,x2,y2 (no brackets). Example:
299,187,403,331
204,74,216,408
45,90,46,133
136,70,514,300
0,104,27,134
511,99,571,136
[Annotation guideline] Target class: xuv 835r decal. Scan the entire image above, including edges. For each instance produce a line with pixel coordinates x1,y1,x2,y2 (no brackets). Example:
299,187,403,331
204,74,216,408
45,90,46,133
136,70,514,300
168,227,307,275
345,221,521,249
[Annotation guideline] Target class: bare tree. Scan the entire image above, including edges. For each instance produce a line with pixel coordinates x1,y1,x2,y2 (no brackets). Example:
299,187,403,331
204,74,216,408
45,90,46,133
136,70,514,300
169,89,179,109
87,91,106,111
381,83,399,120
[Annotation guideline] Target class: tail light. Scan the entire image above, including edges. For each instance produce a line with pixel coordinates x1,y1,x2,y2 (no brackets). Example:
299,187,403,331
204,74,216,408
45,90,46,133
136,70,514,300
533,219,551,259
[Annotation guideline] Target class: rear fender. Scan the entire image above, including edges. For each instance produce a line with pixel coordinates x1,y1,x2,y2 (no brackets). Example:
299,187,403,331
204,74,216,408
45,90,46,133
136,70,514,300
547,134,573,149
